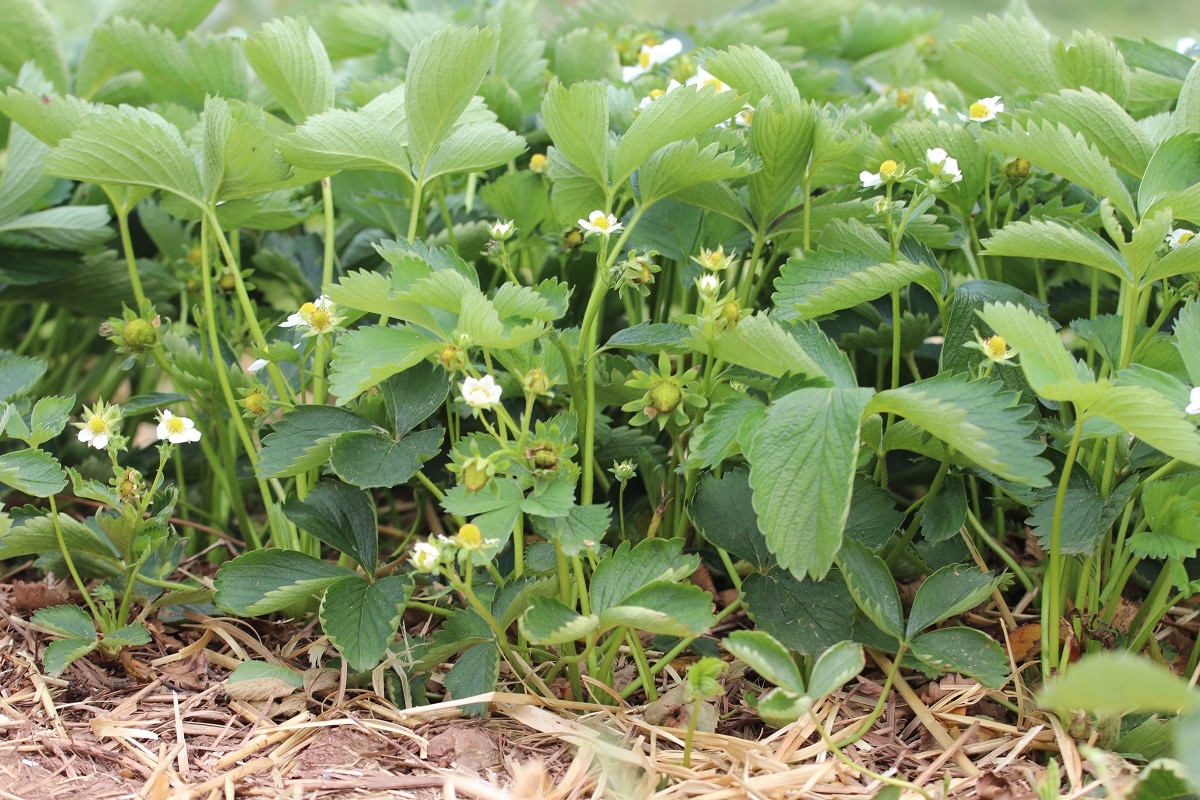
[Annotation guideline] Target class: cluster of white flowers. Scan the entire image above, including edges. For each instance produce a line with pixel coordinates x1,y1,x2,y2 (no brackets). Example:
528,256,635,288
925,147,963,183
622,38,684,82
75,403,202,449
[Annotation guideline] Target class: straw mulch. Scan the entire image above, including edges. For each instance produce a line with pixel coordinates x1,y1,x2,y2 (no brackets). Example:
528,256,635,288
0,576,1146,800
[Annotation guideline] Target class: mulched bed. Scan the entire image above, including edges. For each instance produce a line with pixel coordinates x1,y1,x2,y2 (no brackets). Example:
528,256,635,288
0,571,1131,800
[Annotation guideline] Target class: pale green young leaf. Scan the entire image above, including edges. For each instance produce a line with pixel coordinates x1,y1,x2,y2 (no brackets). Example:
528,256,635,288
1172,58,1200,135
836,538,905,640
867,372,1052,486
984,119,1137,222
598,582,716,637
0,513,115,562
551,27,619,86
1139,133,1200,222
906,566,1003,638
702,45,800,106
529,503,610,558
747,387,872,580
637,140,754,207
747,99,816,225
909,627,1009,688
101,622,152,650
541,80,610,187
74,0,222,98
1052,31,1131,105
547,148,608,227
1085,385,1200,466
724,630,805,694
954,14,1061,94
774,253,940,320
1144,240,1200,284
841,3,939,60
214,549,354,616
44,106,203,205
244,16,335,124
708,313,826,379
0,87,94,148
278,87,413,178
807,641,865,701
310,4,412,61
0,352,45,402
614,83,745,185
977,302,1093,400
1175,299,1200,385
96,20,251,105
422,121,526,181
1122,206,1174,287
201,97,304,202
27,396,74,447
0,0,68,91
0,448,66,497
255,406,373,480
320,574,410,672
0,207,113,251
1128,474,1200,560
327,326,444,403
486,0,548,98
520,596,598,645
1039,652,1198,712
981,219,1131,283
1020,89,1148,178
406,26,499,174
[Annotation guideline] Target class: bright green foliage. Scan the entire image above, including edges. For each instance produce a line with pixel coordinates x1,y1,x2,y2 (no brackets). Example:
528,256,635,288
1040,652,1198,713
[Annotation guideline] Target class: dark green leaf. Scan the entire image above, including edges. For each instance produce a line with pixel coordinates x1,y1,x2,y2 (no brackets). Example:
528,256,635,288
909,627,1009,688
320,574,411,672
837,539,905,640
906,566,1003,638
214,549,353,616
741,570,854,656
380,361,451,436
519,595,598,644
529,503,610,557
690,469,772,569
808,640,865,701
445,640,499,715
747,387,872,580
330,427,444,490
256,405,372,479
589,538,697,613
282,480,378,572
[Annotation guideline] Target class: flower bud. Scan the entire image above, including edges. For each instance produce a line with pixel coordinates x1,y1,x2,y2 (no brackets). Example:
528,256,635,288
121,318,159,353
611,460,637,482
529,153,549,173
461,456,494,492
523,368,552,396
439,344,468,372
1003,157,1030,185
527,444,559,472
649,379,683,415
714,299,741,331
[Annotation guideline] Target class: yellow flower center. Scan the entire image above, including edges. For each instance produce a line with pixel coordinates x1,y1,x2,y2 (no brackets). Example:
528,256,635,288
1180,231,1195,244
969,101,988,119
309,309,332,331
529,153,548,173
638,50,652,68
591,215,612,231
879,160,898,178
896,89,912,106
243,389,267,416
455,523,484,550
984,335,1008,360
166,417,186,435
299,302,316,316
87,416,108,434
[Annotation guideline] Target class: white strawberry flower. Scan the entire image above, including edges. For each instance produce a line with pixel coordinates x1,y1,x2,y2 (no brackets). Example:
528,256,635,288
622,38,684,82
1167,228,1196,249
578,210,622,237
461,375,502,410
1187,387,1200,415
960,95,1003,123
156,409,201,444
926,147,963,183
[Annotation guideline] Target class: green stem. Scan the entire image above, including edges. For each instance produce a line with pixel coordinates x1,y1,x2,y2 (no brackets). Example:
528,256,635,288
108,190,147,309
48,496,106,626
1044,410,1087,680
407,179,425,243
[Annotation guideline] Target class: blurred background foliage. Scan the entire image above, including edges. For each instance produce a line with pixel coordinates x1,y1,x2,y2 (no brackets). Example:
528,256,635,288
35,0,1199,46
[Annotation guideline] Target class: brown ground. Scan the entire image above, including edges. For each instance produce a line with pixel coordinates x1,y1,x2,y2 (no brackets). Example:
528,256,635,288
0,573,1163,800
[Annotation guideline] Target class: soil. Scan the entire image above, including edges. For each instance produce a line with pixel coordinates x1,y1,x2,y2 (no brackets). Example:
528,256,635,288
0,571,1112,800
